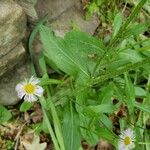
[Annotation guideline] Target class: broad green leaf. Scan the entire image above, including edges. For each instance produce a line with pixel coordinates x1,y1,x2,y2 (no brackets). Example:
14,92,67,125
119,119,126,132
64,30,105,53
79,114,99,145
39,25,90,77
20,101,33,112
145,130,150,150
65,30,105,74
119,49,143,63
84,104,116,114
40,75,63,86
112,13,123,38
134,102,150,115
98,83,113,104
124,22,149,37
135,86,146,97
39,55,47,74
99,114,113,130
62,102,81,150
124,73,135,114
75,85,89,112
97,127,117,147
0,105,12,122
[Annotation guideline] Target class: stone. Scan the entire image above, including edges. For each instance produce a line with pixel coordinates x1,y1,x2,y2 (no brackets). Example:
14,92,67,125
0,0,26,57
51,6,100,36
35,0,76,21
0,43,26,77
0,62,31,106
17,0,38,24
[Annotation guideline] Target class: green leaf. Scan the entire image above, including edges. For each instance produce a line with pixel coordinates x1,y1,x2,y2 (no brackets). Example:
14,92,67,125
39,25,90,77
62,102,81,150
119,49,143,63
135,86,146,97
65,30,105,74
134,102,150,115
97,127,117,146
98,83,114,104
124,73,135,114
125,23,149,37
100,114,113,130
112,13,123,38
40,75,63,86
0,105,12,122
20,101,33,112
84,104,116,114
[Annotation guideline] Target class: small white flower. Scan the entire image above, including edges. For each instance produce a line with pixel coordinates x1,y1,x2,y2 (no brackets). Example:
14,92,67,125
15,76,44,102
118,128,135,150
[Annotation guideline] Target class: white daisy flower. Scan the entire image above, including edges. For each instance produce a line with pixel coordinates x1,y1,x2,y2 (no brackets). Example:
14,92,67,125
118,128,135,150
15,76,44,102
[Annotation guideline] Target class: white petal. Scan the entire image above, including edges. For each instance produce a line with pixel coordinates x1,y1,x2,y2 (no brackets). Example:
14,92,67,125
17,91,25,99
35,86,44,97
15,84,25,99
24,94,37,102
15,83,23,91
29,76,40,84
128,143,135,149
118,141,125,150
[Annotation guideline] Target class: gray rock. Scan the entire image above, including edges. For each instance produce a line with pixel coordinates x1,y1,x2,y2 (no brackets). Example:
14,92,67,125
0,43,26,77
0,0,26,57
51,6,100,36
0,62,31,106
35,0,76,21
17,0,38,23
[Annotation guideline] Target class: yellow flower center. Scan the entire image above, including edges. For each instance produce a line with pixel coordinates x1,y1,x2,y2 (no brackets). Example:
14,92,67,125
124,136,131,145
24,83,35,94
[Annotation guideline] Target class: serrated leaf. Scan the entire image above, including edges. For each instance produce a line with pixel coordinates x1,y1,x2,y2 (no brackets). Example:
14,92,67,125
0,105,12,123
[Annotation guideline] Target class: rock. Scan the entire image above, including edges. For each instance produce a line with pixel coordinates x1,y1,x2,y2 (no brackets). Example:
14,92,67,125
35,0,77,21
17,0,38,24
51,6,100,36
0,0,26,57
0,43,26,77
0,62,31,106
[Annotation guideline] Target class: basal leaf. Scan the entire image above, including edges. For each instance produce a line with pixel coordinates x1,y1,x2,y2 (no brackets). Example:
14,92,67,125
84,104,116,114
0,105,12,123
20,101,33,112
124,73,135,114
39,25,90,78
112,13,123,38
98,83,114,104
134,102,150,115
62,102,81,150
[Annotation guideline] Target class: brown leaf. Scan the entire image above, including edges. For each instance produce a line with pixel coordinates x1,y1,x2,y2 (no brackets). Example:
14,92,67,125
22,134,47,150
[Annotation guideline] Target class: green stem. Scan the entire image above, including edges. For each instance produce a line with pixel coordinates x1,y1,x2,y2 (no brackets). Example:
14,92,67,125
108,0,148,48
46,87,65,150
39,97,60,150
93,58,150,85
93,0,148,75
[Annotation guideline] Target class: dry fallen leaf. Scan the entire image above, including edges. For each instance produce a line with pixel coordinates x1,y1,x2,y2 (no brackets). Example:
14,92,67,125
22,134,47,150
